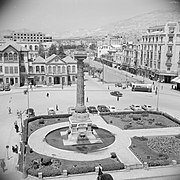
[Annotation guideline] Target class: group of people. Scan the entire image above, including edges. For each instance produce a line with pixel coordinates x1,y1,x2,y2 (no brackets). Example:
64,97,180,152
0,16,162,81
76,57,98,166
12,144,18,154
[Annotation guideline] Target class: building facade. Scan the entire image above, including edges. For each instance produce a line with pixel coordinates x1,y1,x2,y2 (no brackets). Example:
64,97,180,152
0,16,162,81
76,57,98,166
3,30,52,43
0,41,29,86
140,22,180,83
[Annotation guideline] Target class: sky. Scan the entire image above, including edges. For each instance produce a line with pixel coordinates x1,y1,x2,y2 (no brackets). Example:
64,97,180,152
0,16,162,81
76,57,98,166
0,0,178,37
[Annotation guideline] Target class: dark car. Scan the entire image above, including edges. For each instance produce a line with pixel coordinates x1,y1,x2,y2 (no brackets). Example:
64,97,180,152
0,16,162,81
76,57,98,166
110,91,123,97
97,105,110,113
26,108,35,117
87,106,98,114
115,83,122,87
4,83,11,91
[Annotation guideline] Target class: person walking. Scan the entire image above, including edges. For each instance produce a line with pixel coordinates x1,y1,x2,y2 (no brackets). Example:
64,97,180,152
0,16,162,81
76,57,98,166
15,124,19,133
0,159,6,173
56,104,59,111
8,107,12,114
12,146,15,153
15,145,18,154
86,97,89,103
46,93,49,97
117,96,119,101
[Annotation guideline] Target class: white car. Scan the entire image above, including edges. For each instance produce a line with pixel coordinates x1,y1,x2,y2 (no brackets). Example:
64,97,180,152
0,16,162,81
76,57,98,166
48,107,56,115
108,105,117,112
129,104,143,111
141,104,155,111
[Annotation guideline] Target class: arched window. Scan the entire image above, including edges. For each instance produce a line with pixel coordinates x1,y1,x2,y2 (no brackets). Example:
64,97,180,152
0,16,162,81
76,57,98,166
35,45,38,51
57,66,61,74
41,66,44,72
29,45,32,50
48,66,52,73
36,66,40,73
4,53,8,61
14,53,17,61
62,66,65,73
53,66,56,74
72,65,76,72
9,53,13,60
67,65,71,73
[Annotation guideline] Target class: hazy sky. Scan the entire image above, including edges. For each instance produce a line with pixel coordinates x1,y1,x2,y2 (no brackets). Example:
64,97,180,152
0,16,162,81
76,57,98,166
0,0,176,36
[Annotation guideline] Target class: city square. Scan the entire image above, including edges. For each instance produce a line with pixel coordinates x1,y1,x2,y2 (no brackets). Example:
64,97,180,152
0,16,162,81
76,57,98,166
0,0,180,180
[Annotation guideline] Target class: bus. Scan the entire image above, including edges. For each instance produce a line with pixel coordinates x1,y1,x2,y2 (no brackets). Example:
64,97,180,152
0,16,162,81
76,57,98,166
132,83,152,92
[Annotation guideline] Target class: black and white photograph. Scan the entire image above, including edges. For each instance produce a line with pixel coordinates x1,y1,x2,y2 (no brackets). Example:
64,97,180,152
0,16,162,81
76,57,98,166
0,0,180,180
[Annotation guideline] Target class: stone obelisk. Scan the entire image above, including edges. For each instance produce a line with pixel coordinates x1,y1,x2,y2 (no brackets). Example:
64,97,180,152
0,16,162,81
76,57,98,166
68,50,92,142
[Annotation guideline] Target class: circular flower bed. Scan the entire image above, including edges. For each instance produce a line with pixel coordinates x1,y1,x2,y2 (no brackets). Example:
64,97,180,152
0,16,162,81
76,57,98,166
147,136,180,155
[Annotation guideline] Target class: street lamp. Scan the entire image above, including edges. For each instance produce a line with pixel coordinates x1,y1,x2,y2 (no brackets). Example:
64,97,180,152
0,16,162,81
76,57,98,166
156,78,160,111
6,145,10,160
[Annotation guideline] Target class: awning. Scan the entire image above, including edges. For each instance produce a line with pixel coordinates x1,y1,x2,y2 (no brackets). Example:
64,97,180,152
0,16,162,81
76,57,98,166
171,76,180,83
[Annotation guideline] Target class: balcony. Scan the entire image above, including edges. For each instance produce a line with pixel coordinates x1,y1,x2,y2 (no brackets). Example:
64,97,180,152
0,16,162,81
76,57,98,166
166,51,173,57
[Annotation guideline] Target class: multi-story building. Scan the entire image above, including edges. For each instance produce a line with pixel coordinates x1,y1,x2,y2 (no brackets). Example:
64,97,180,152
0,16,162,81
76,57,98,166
3,30,52,43
140,22,180,83
0,41,29,86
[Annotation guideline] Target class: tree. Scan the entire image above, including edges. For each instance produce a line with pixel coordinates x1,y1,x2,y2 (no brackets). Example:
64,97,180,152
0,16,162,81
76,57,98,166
38,44,45,58
57,44,66,58
47,44,57,57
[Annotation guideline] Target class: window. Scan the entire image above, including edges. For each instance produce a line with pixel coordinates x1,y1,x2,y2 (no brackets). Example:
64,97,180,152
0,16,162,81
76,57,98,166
156,37,158,42
20,54,24,61
4,53,8,61
0,66,2,73
168,36,173,43
6,78,9,83
48,66,52,73
62,66,65,73
42,76,44,82
14,67,18,74
14,53,17,61
72,76,75,82
72,65,76,72
15,78,18,83
5,67,9,74
9,53,13,60
53,66,56,74
10,66,13,74
35,45,38,51
49,77,52,83
41,66,44,72
20,66,25,72
57,66,61,74
0,53,2,61
36,66,40,73
29,45,32,50
67,66,71,73
160,37,163,42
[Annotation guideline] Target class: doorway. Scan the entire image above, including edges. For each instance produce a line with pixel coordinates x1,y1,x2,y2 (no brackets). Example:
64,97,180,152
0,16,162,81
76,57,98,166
10,78,14,85
54,76,60,84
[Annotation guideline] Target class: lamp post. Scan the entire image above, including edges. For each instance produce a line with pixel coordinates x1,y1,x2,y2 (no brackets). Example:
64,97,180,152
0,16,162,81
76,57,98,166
6,145,10,160
156,77,160,111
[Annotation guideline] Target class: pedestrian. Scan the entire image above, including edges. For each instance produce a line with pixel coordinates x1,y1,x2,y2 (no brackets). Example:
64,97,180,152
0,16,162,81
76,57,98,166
155,88,157,95
56,104,58,111
108,86,109,90
46,93,49,97
15,145,18,154
172,85,173,89
86,97,89,103
8,107,11,114
0,159,6,173
97,164,103,180
117,96,119,101
15,124,19,133
161,85,163,90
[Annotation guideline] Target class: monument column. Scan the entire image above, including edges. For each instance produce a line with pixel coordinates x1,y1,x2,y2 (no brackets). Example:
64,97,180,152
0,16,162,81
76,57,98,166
74,52,87,113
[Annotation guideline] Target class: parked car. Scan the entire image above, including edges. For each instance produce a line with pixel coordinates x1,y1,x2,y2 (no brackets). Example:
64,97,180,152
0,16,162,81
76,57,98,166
115,83,122,87
87,106,98,114
4,83,11,91
97,105,110,113
108,105,117,112
141,104,155,111
0,83,4,91
110,91,123,97
26,108,35,117
67,106,75,114
48,107,56,115
129,104,143,111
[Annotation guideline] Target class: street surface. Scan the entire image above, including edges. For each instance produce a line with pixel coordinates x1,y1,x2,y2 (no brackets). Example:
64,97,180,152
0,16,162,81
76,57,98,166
0,71,180,180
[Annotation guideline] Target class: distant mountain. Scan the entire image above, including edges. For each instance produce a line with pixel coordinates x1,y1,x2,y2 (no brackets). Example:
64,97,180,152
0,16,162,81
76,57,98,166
58,6,180,41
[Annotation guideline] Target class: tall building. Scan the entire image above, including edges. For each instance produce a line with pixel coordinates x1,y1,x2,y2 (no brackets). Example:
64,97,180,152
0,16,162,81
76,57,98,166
140,22,180,83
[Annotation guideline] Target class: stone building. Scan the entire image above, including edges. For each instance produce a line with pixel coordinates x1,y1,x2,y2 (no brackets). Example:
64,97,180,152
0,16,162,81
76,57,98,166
140,22,180,83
